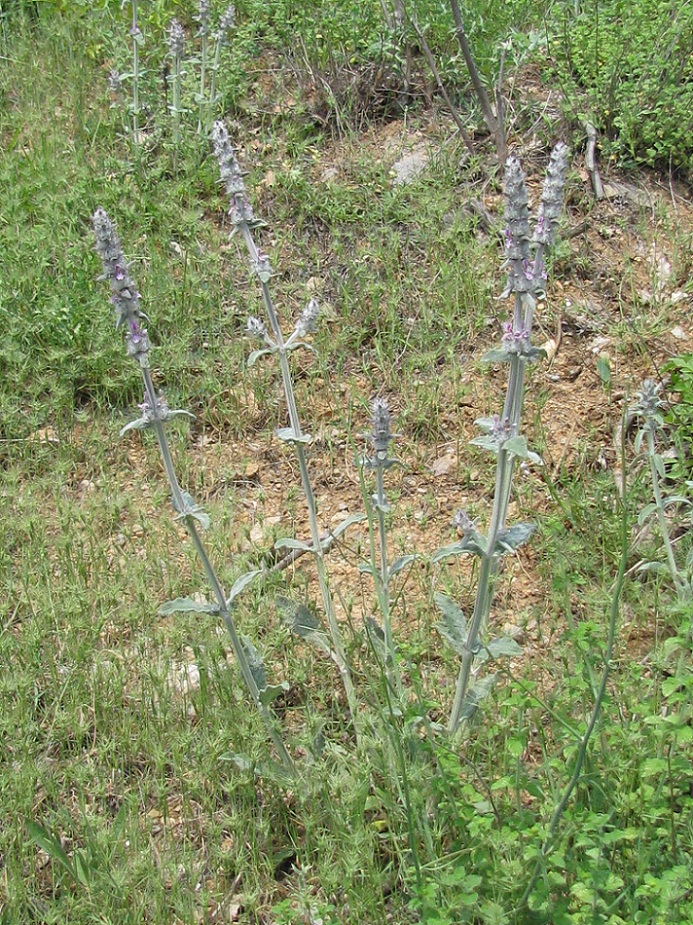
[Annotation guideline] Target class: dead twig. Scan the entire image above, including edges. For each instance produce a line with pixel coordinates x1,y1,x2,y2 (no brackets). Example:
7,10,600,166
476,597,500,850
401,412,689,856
584,121,605,200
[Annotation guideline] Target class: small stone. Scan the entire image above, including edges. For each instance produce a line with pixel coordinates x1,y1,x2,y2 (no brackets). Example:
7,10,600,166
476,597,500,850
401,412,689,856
671,325,686,340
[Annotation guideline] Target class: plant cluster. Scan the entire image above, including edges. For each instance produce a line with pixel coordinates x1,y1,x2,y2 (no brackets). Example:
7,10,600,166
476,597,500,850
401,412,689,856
550,0,693,173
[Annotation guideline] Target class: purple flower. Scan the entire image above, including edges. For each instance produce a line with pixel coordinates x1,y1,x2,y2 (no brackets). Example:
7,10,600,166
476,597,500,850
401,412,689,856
93,208,150,366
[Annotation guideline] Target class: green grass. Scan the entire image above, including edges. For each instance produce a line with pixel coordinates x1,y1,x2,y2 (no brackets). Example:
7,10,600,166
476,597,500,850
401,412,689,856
1,3,693,923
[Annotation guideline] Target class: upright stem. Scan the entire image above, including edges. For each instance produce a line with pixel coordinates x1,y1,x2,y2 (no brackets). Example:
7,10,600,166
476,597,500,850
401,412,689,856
448,0,505,163
236,219,358,722
172,54,182,150
197,31,208,134
131,0,140,145
646,426,687,597
140,367,295,773
374,463,404,699
448,293,529,734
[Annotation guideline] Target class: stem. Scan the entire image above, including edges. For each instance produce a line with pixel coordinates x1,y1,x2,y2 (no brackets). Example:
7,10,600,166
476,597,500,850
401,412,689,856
646,426,686,597
208,38,222,129
515,436,629,914
237,218,358,723
172,54,182,152
140,367,295,774
448,0,505,163
197,31,207,134
131,0,140,145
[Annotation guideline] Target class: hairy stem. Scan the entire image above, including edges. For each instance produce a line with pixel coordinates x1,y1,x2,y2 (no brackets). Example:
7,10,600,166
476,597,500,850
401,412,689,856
140,367,295,773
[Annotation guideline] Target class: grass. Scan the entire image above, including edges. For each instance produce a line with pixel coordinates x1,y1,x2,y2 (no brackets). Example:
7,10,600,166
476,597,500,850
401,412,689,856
1,2,693,923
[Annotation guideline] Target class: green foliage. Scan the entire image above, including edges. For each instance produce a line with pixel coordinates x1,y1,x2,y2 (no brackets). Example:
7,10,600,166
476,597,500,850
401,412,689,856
551,0,693,172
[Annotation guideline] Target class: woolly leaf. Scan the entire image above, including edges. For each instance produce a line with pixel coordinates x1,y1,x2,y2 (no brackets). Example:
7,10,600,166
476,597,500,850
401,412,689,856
495,522,536,555
274,537,313,553
120,415,150,435
389,554,417,579
247,348,274,367
482,347,513,363
276,427,312,445
434,593,468,656
259,681,290,706
241,636,266,691
330,512,366,540
158,597,219,616
457,674,498,721
276,596,331,656
226,569,262,606
485,636,523,659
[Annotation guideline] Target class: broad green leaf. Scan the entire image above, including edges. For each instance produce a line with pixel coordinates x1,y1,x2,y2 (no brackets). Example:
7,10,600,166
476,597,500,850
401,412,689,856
226,569,262,606
26,822,76,880
276,596,332,656
434,593,468,656
485,636,523,658
158,597,219,616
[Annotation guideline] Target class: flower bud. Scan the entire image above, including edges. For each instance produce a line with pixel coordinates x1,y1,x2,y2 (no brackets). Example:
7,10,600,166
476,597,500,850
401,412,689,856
168,18,185,59
296,298,320,337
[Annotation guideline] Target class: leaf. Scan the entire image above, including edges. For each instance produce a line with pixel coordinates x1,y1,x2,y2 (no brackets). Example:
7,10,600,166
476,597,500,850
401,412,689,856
275,427,312,445
485,636,523,658
494,522,536,555
259,681,290,706
482,347,512,363
596,355,611,385
120,415,150,435
358,562,377,577
247,348,274,367
26,821,76,881
226,569,262,606
329,512,366,540
457,674,498,721
274,537,314,553
241,637,266,691
158,597,219,616
365,616,389,661
503,436,530,457
389,554,417,579
434,593,468,656
174,490,210,531
431,532,487,562
276,596,332,656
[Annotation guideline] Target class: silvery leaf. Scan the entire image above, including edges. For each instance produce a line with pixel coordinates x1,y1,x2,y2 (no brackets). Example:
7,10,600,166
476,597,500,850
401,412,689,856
482,347,512,363
389,555,417,579
259,681,290,706
173,490,210,531
241,636,266,691
247,348,275,367
457,673,498,722
485,636,523,658
358,562,377,576
434,593,468,656
158,597,220,615
365,617,389,662
276,427,312,445
330,512,366,540
431,533,487,561
120,415,150,435
226,569,262,607
276,596,332,656
274,537,314,553
470,434,500,454
494,522,536,555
